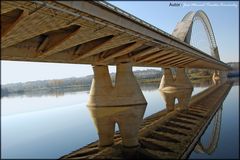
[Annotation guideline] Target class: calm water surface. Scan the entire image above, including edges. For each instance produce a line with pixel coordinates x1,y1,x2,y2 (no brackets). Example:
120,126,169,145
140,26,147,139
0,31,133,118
1,82,239,159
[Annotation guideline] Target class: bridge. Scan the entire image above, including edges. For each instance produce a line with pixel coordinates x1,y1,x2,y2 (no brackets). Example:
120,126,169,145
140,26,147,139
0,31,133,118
1,0,232,157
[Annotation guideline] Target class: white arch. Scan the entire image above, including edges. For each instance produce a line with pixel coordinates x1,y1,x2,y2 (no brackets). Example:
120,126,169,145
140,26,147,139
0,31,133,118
172,10,220,60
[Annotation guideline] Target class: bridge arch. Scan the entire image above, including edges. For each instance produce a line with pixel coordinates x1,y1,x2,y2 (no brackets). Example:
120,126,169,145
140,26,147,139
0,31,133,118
172,10,220,60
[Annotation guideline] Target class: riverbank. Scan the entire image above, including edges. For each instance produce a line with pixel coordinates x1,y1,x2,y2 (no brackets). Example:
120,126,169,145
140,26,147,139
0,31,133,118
2,75,239,98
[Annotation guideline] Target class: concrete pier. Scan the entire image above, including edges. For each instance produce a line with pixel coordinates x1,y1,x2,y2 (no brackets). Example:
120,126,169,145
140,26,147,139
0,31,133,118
159,68,193,91
87,63,147,148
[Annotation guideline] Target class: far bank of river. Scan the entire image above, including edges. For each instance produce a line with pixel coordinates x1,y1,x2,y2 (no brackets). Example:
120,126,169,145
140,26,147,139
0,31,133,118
2,77,239,98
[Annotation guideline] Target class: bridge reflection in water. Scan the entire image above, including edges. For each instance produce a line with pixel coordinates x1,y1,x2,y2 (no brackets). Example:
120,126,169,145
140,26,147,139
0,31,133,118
194,105,222,155
62,79,233,159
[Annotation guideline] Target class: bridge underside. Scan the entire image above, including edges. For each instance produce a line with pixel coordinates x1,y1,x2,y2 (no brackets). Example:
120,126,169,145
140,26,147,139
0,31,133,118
1,1,230,71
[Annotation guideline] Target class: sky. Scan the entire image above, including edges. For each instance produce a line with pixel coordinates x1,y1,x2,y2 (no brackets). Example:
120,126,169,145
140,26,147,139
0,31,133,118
1,1,239,85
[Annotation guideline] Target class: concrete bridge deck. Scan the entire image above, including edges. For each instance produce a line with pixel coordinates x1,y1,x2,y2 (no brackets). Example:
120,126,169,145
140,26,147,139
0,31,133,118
61,81,232,159
1,1,230,71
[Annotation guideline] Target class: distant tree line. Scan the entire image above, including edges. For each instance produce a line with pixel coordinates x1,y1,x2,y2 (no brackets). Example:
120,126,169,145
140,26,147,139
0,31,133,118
1,69,162,97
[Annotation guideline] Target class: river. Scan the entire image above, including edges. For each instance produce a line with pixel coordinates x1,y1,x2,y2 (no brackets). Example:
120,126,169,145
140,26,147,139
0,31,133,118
1,79,239,159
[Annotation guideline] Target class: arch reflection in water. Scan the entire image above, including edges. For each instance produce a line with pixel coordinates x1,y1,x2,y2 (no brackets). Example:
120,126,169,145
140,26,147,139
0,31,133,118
88,105,146,148
194,105,223,155
159,88,193,111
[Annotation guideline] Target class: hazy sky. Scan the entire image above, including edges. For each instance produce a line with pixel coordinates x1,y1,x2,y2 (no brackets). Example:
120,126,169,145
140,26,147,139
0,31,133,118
1,1,239,85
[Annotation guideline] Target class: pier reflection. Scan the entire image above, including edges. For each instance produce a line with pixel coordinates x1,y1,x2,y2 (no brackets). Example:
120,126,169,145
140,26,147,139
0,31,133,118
88,105,146,147
159,88,193,111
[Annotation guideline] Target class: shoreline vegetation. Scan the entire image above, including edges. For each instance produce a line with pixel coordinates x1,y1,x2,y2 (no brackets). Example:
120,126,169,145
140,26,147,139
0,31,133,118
1,62,239,98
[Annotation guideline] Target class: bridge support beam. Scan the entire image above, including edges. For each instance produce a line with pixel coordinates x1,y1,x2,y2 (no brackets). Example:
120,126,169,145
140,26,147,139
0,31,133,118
88,63,147,148
159,67,193,91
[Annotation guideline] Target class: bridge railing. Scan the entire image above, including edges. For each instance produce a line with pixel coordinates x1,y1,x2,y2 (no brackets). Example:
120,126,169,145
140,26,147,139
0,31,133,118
95,1,174,38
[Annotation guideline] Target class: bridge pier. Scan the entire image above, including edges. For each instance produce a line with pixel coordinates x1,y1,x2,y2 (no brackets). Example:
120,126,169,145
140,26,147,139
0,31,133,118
159,67,193,91
212,70,228,80
159,67,193,110
88,63,147,148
